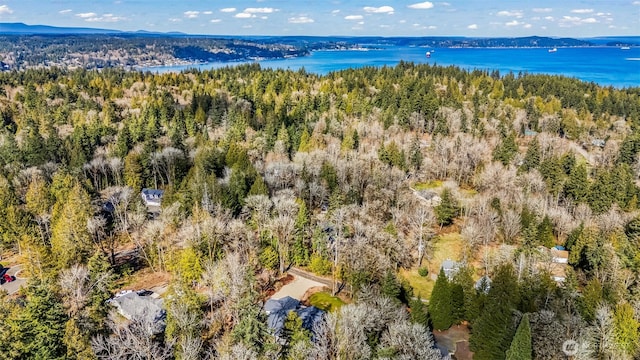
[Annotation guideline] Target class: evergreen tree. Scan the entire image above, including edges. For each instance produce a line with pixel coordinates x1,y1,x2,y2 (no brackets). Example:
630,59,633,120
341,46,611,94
435,188,459,226
429,269,454,330
613,303,640,357
563,163,589,203
519,138,540,172
588,170,615,214
381,270,402,300
493,132,517,165
248,175,269,196
470,264,520,360
281,311,312,360
506,313,532,360
536,216,555,248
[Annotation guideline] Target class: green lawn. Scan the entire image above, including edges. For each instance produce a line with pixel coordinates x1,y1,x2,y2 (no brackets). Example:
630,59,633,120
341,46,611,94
309,292,345,312
413,180,443,191
400,232,465,300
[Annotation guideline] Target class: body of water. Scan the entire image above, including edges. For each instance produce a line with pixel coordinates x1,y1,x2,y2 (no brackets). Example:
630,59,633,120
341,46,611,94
143,46,640,88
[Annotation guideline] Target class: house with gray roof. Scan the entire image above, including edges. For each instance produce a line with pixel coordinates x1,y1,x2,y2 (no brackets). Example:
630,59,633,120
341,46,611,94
264,296,324,340
441,259,460,280
108,291,166,334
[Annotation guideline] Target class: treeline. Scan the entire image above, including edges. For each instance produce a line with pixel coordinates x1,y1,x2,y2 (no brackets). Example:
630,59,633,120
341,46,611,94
0,62,638,359
0,35,309,70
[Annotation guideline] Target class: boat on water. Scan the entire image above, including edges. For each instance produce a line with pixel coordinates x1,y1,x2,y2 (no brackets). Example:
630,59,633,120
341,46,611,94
621,46,631,50
548,48,557,53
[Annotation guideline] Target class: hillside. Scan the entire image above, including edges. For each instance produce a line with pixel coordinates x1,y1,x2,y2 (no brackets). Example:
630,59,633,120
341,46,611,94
0,63,639,359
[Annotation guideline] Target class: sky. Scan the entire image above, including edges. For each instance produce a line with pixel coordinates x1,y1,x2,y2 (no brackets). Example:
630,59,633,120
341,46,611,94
2,1,639,37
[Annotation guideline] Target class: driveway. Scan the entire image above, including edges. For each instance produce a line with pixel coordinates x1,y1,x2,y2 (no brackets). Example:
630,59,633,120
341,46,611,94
270,274,325,300
0,265,26,295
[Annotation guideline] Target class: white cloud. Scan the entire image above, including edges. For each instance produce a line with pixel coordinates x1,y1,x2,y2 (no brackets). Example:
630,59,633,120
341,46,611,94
77,12,97,18
408,2,434,10
427,25,437,29
467,23,478,29
288,16,314,24
544,16,554,21
497,10,523,18
559,15,599,27
203,11,213,15
244,7,276,14
358,21,365,25
634,1,640,5
440,2,451,6
59,9,72,14
345,15,363,20
533,8,552,13
380,24,390,28
210,19,221,23
220,8,236,13
0,5,12,15
332,9,341,14
571,9,593,14
363,6,394,14
81,13,127,23
563,16,581,22
505,20,522,26
399,19,406,23
169,18,181,23
524,23,532,28
184,11,199,19
260,16,268,20
235,12,253,18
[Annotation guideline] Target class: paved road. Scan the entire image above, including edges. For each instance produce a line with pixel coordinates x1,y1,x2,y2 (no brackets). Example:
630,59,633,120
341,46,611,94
0,265,26,295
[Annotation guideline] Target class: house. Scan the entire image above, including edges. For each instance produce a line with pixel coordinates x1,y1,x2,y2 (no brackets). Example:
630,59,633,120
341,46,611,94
537,246,570,283
141,188,164,207
591,139,606,148
550,247,569,264
441,259,460,280
108,290,166,334
416,190,442,207
264,296,324,340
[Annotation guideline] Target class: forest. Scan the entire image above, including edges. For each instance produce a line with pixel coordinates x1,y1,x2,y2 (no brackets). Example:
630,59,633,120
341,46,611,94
0,62,639,359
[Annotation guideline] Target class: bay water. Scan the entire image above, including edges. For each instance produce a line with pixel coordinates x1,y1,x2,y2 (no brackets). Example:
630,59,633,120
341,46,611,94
142,46,640,88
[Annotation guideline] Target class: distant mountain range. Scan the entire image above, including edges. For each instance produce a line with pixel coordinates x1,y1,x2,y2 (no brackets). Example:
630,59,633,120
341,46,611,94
0,22,638,47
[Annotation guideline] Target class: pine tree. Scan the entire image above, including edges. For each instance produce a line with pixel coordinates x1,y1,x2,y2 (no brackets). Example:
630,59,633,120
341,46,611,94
381,270,402,300
506,313,532,360
493,132,517,165
613,303,640,357
429,269,454,330
281,311,312,360
435,188,459,226
536,216,555,248
520,138,540,172
563,163,589,203
470,264,520,360
248,175,269,196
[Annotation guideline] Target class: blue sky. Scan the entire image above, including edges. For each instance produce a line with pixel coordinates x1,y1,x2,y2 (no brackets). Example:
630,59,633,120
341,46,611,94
3,1,639,36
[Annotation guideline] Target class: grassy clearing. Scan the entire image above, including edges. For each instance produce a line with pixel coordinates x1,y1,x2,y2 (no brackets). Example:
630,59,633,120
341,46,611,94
413,180,443,191
430,232,465,273
400,268,434,299
401,232,465,300
309,292,345,312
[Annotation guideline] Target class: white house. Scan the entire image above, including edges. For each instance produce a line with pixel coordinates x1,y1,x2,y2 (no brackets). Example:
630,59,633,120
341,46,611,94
141,188,164,208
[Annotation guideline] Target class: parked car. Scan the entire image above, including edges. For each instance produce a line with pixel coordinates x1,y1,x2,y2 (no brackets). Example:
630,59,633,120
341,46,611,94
0,273,15,285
